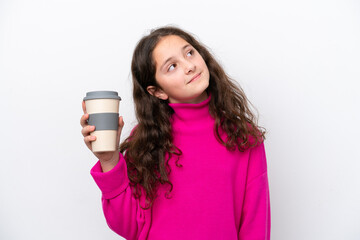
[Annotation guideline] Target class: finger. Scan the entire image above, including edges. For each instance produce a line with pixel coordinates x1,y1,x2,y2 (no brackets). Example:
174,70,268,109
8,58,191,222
80,113,89,127
84,135,96,148
81,125,96,137
117,116,124,135
116,116,124,143
82,101,87,114
119,116,124,129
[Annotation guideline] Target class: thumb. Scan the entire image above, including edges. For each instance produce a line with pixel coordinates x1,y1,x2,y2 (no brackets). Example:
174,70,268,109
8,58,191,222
116,116,124,145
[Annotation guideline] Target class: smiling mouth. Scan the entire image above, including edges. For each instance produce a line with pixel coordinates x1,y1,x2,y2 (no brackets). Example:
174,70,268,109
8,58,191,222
188,73,201,84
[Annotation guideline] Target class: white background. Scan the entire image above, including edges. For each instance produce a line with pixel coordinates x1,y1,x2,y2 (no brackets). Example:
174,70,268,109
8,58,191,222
1,0,359,239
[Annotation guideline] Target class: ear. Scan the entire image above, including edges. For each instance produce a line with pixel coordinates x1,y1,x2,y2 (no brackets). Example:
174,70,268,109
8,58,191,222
146,86,169,100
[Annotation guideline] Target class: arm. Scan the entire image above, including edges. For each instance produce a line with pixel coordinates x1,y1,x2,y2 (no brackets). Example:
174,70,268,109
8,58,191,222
91,152,147,240
238,142,271,240
81,101,148,239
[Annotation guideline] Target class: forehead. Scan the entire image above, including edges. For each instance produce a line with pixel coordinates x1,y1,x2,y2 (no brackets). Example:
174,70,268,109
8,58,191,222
153,35,190,65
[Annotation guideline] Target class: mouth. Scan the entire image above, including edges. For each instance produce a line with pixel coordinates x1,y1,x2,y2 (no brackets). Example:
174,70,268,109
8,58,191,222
188,72,201,84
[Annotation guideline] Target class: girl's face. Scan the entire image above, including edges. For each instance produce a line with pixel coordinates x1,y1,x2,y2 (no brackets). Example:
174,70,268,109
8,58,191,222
147,35,210,104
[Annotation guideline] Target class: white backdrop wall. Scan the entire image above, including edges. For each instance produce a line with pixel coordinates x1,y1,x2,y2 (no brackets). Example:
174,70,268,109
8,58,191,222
0,0,359,239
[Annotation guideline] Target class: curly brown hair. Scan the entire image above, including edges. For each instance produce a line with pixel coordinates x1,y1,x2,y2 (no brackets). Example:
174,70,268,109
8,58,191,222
119,26,265,209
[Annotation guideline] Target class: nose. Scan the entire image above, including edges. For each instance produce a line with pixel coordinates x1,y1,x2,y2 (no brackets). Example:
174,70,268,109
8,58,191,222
184,60,195,74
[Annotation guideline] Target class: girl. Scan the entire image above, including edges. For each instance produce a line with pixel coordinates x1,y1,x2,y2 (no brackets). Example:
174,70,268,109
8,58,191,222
80,26,270,240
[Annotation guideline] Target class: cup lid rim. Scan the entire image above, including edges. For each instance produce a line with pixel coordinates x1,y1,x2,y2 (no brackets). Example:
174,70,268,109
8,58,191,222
83,91,121,101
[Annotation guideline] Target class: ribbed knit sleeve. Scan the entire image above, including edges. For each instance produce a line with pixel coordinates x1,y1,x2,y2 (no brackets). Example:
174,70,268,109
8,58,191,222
91,154,130,199
90,153,150,240
238,142,271,239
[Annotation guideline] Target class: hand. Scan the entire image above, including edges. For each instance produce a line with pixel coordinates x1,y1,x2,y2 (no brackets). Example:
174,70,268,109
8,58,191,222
80,101,124,171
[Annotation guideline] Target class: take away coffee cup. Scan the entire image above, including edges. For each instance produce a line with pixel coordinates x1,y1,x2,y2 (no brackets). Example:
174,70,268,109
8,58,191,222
83,91,121,152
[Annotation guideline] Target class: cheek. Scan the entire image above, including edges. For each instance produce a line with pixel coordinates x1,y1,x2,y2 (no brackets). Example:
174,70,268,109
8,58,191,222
198,57,208,69
201,60,210,76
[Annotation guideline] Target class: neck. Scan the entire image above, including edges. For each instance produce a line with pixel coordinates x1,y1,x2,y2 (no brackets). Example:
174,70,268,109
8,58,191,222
169,91,208,104
168,94,213,133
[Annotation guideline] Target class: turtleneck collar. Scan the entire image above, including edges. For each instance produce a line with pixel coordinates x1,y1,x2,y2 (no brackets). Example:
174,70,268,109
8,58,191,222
168,95,213,132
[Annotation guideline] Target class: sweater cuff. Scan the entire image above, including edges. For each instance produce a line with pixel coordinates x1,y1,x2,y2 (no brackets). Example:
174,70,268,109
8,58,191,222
90,153,130,199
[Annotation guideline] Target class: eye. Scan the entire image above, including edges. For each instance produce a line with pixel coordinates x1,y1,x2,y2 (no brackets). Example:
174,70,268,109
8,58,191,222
168,64,176,72
186,50,193,57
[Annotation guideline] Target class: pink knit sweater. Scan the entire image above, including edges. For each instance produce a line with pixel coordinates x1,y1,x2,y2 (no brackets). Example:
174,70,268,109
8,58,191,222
91,96,271,239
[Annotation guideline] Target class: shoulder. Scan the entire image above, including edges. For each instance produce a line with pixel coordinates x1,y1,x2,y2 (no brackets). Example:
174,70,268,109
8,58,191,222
246,139,267,183
245,122,265,149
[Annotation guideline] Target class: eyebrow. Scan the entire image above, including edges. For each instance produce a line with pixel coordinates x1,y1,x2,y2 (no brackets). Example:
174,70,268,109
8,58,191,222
160,44,191,71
